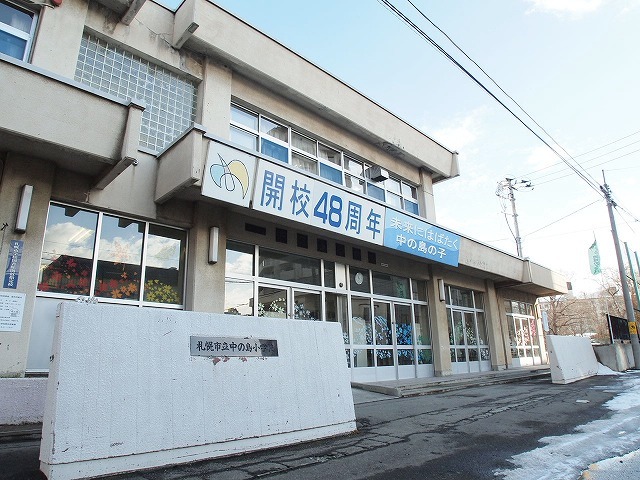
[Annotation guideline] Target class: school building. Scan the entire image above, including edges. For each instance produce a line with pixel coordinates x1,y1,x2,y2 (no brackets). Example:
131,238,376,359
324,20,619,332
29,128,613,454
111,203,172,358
0,0,566,390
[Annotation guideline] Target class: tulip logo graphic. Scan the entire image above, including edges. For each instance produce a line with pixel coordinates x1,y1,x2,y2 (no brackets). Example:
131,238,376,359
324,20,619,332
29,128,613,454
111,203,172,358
209,153,250,198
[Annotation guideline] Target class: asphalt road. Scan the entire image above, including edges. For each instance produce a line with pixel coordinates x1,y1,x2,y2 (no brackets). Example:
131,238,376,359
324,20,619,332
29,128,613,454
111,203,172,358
2,374,632,480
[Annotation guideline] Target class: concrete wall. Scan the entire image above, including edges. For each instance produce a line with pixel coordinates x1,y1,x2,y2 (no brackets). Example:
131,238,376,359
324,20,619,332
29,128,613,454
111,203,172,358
0,378,47,424
547,335,598,384
40,303,356,479
594,343,630,372
0,156,55,376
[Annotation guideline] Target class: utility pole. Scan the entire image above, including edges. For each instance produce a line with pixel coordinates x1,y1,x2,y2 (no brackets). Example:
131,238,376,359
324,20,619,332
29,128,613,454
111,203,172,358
625,243,640,314
496,178,532,258
601,172,640,368
508,182,523,258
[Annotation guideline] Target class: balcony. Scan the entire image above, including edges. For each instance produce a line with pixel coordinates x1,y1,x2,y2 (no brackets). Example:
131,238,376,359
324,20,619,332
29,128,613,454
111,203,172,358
0,55,143,186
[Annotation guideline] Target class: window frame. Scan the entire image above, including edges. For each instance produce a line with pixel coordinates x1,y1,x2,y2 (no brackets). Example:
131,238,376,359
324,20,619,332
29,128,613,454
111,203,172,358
37,202,188,309
229,102,421,215
75,34,198,153
0,0,38,62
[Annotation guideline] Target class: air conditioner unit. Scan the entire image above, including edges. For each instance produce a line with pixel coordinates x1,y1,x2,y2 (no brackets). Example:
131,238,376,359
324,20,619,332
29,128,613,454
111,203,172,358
365,166,389,182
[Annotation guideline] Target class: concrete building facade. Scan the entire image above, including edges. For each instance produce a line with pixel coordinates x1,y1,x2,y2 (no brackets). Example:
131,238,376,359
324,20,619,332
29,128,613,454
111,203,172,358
0,0,565,387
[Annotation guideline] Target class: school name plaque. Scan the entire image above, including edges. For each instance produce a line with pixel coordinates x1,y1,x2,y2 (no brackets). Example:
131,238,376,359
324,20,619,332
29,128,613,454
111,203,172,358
190,336,279,357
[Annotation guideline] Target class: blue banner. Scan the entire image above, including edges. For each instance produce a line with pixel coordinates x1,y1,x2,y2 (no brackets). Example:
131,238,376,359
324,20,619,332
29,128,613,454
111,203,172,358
383,210,460,266
3,240,23,289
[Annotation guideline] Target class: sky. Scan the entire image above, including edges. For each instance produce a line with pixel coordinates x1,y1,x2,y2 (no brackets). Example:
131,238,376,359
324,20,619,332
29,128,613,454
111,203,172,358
191,0,640,295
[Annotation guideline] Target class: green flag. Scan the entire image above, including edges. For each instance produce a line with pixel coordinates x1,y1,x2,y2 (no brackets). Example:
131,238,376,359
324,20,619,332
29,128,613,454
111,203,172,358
588,239,601,275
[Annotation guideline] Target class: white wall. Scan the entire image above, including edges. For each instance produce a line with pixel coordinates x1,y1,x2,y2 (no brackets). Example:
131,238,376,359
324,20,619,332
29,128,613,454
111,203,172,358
40,303,355,480
0,378,47,424
547,335,598,384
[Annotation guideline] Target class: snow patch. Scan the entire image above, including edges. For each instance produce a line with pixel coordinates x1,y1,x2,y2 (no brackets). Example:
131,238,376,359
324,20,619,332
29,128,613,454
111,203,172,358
495,373,640,480
597,363,622,376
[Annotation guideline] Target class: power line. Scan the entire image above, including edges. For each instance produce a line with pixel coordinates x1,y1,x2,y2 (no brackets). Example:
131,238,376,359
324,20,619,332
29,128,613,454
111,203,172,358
378,0,640,231
384,0,604,197
522,200,601,237
533,148,640,186
522,138,640,181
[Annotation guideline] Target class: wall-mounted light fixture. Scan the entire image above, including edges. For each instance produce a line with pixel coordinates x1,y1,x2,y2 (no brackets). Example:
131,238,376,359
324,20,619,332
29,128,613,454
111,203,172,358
15,185,33,233
438,278,446,302
208,226,219,264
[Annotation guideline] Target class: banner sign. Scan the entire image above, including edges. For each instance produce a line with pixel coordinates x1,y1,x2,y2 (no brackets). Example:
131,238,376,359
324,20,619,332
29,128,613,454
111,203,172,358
202,141,257,208
202,140,462,267
3,240,23,289
254,161,386,245
588,239,601,275
383,209,460,266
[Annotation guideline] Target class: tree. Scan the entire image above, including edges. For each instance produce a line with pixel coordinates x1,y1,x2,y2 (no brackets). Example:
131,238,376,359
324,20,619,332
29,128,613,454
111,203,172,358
539,267,640,344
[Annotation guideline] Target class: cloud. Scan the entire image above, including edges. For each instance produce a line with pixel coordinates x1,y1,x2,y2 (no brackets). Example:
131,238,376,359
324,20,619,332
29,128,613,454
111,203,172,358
42,222,95,263
427,109,484,152
525,0,605,17
523,145,560,173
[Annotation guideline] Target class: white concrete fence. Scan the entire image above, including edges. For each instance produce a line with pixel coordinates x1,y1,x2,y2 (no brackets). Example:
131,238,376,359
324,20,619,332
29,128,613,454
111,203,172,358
40,303,356,480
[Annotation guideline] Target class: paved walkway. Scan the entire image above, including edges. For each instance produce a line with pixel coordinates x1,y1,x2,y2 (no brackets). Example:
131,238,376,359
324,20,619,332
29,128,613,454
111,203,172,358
352,365,550,397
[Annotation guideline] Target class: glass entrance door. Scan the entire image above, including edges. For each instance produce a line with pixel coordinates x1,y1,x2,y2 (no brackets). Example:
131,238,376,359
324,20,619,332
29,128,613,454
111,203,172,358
351,298,418,382
449,309,491,374
373,301,394,380
395,304,416,379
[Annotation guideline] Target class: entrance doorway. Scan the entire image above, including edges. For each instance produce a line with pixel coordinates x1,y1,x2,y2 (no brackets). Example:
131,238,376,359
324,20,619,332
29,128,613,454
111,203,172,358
351,298,427,382
445,285,491,374
448,309,491,374
506,300,542,367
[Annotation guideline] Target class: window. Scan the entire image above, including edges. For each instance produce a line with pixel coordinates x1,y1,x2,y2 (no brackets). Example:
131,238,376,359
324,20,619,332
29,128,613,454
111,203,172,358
259,248,321,286
75,34,197,152
385,178,419,214
38,203,187,306
223,240,430,371
0,0,36,61
372,272,410,299
229,103,420,214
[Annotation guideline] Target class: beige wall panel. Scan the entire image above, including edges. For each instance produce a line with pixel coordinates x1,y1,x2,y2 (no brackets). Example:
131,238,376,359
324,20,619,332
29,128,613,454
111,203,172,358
30,0,89,77
199,60,232,136
88,153,158,220
84,2,203,80
483,280,508,370
185,203,226,313
427,267,452,376
0,155,55,376
155,129,205,203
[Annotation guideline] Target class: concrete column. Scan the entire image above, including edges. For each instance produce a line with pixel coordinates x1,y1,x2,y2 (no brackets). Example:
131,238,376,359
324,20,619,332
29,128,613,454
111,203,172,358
0,155,55,377
427,267,452,376
537,318,549,364
418,168,436,223
184,202,226,313
199,59,232,136
30,0,89,77
483,280,509,371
